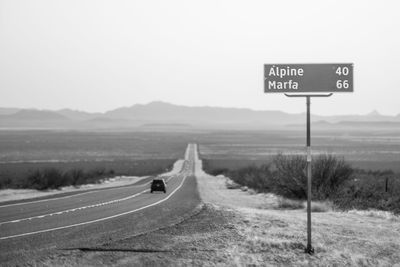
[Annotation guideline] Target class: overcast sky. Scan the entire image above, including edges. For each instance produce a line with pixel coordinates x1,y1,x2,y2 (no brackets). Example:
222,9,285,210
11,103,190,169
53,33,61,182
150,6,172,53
0,0,399,115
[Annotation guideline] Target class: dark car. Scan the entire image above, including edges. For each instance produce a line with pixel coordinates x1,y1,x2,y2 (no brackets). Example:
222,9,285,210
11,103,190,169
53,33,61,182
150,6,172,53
150,178,166,193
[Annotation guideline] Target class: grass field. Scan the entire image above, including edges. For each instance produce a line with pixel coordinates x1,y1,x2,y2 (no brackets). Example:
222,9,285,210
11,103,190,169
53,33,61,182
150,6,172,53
197,129,400,172
202,158,400,173
198,130,400,214
0,130,190,162
2,129,399,165
0,131,190,189
0,159,176,189
1,129,399,189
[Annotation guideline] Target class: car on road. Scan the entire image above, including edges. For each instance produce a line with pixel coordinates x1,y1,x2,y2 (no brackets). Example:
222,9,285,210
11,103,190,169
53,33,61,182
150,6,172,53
150,178,167,193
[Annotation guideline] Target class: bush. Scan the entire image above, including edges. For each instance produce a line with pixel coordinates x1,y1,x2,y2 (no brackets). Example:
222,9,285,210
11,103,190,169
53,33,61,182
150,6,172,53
67,169,85,186
206,154,354,200
0,159,175,190
272,154,307,199
0,177,12,189
334,173,400,214
272,154,353,200
228,164,274,193
312,155,354,200
209,168,230,176
18,168,107,190
204,155,400,214
25,168,64,190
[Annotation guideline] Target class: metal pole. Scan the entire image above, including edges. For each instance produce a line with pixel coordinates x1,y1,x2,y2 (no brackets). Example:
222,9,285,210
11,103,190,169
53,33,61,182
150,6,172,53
385,177,388,193
305,96,314,254
284,93,332,255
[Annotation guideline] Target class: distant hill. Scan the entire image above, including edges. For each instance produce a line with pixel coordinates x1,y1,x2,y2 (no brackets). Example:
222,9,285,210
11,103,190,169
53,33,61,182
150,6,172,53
6,110,69,121
288,120,400,130
140,123,191,128
57,109,100,121
104,101,305,127
0,102,399,130
315,110,396,123
0,110,71,129
0,108,20,115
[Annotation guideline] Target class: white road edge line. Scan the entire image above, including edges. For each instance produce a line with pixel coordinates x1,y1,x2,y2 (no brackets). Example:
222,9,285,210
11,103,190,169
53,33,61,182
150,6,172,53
0,148,189,208
0,190,148,226
0,180,153,209
0,174,179,226
0,173,188,240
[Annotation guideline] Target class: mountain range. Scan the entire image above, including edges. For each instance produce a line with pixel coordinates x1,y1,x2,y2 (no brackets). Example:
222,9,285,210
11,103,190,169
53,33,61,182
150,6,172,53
1,101,400,130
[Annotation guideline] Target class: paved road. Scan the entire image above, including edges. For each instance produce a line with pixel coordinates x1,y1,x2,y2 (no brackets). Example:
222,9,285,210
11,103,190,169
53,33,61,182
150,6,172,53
0,144,201,264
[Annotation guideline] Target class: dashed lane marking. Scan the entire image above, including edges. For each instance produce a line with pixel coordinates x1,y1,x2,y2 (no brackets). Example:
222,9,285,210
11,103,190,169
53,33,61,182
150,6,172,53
0,172,189,240
0,174,180,226
0,179,153,208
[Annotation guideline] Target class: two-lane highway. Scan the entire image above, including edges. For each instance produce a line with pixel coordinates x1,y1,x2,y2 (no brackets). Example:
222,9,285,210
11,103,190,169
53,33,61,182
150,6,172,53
0,144,199,242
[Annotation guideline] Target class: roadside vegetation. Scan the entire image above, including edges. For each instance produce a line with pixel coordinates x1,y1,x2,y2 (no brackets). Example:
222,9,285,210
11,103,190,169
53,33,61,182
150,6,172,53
0,159,175,190
203,155,400,214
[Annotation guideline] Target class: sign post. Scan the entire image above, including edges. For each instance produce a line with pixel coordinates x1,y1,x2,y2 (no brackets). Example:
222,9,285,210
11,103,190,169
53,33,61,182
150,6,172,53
264,63,353,254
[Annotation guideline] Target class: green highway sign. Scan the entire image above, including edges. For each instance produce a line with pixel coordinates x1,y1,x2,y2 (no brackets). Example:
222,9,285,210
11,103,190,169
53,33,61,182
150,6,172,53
264,63,353,93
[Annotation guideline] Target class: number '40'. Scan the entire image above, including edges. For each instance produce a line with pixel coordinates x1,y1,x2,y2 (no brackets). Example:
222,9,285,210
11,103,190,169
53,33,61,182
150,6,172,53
336,67,349,76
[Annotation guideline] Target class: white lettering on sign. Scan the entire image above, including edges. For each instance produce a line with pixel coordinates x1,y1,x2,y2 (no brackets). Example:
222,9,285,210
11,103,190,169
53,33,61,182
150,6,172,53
335,66,350,89
266,65,304,90
268,66,304,78
268,80,299,90
264,63,353,93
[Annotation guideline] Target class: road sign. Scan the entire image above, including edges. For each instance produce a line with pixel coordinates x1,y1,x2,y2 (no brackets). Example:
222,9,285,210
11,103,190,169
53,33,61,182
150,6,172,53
264,64,353,93
264,62,354,254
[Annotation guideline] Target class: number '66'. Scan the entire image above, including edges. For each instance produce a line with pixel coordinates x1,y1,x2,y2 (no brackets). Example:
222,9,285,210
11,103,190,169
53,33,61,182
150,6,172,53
336,80,349,89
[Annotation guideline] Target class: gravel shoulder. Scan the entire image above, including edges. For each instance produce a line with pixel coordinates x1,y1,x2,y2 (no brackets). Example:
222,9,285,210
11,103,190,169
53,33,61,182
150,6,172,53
195,162,400,266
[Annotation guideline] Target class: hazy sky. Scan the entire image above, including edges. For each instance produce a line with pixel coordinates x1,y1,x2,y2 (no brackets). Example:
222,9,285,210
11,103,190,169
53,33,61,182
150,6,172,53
0,0,399,115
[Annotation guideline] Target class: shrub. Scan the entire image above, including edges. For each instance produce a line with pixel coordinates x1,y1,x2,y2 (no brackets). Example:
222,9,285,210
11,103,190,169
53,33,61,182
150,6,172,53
0,159,175,190
228,164,274,193
210,168,230,176
20,168,107,190
69,169,85,185
312,154,354,200
272,154,353,200
334,173,400,214
0,176,12,189
25,168,64,190
272,154,307,199
205,156,400,214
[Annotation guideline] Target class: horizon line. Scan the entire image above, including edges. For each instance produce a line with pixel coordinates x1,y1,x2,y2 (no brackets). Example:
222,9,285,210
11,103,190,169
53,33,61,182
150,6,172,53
0,101,398,118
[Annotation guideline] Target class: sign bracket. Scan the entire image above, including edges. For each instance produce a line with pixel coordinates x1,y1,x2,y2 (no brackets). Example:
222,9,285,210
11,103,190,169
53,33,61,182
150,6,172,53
284,93,333,98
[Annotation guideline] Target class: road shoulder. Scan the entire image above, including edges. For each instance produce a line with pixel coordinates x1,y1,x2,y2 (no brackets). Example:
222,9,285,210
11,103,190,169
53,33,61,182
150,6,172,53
195,169,400,266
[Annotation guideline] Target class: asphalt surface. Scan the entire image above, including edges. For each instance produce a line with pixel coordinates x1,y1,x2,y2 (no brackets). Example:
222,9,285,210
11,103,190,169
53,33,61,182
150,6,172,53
0,143,201,265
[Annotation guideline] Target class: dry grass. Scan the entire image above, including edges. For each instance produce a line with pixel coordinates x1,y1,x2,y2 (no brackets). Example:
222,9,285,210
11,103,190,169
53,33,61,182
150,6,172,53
309,201,333,212
347,209,400,221
275,198,333,212
196,164,400,266
276,197,304,210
